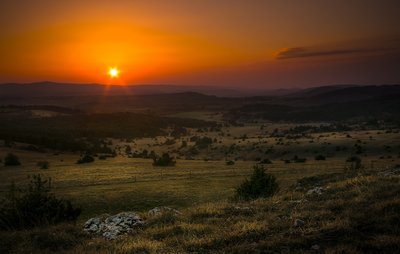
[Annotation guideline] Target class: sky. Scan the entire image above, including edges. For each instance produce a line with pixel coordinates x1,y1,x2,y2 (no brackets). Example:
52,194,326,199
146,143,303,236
1,0,399,88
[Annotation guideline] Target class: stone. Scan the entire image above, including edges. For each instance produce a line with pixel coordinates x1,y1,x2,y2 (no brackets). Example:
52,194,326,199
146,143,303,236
306,187,325,196
83,212,144,239
378,167,400,177
311,244,320,250
148,206,181,217
294,219,305,227
289,199,304,204
234,206,252,211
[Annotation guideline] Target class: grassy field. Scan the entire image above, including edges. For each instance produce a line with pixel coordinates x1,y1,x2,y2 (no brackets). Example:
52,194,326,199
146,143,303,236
1,164,399,253
0,152,333,219
0,123,399,253
0,149,397,220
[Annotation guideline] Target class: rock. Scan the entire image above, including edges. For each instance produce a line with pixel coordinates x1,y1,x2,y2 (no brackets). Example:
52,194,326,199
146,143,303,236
289,199,305,204
148,206,181,217
234,206,252,211
83,212,144,239
294,219,305,227
231,206,254,215
378,167,400,177
88,223,98,232
311,244,320,250
306,187,325,196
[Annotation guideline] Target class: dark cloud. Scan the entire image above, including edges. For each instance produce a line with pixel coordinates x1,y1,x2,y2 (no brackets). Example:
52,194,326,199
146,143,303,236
276,47,392,60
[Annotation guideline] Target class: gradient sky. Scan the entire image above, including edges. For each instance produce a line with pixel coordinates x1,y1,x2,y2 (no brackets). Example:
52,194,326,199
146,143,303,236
1,0,399,88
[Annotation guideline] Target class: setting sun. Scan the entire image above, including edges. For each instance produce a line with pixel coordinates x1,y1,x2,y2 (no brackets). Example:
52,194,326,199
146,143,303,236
108,68,119,78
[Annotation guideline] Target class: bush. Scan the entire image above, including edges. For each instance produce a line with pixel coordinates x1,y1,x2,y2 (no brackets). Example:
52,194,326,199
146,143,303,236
346,156,362,170
4,153,21,166
76,154,94,164
315,155,326,160
293,155,307,163
153,153,176,167
235,165,279,200
259,158,272,164
0,175,81,230
226,160,235,165
37,161,49,169
195,137,213,149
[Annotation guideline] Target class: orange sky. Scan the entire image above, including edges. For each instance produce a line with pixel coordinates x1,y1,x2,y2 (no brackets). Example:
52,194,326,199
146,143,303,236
1,0,399,88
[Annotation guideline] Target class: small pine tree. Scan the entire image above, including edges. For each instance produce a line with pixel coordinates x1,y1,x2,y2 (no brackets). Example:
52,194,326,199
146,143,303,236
235,165,279,200
0,175,81,230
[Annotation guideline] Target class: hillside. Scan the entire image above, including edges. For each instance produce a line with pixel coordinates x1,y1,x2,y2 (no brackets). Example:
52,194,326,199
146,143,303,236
229,85,400,122
1,168,399,253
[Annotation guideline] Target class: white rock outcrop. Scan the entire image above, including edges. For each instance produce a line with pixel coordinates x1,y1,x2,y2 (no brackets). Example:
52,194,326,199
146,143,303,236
84,212,144,239
306,186,325,196
148,206,181,217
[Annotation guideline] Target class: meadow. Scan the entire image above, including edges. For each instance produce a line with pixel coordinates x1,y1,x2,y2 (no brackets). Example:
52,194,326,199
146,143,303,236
1,123,398,220
0,100,399,253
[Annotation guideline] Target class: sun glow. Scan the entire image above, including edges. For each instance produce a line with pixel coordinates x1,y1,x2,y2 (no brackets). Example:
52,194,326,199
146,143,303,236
108,67,119,78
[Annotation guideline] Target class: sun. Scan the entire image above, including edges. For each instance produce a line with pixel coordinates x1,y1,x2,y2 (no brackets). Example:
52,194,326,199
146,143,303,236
108,67,119,78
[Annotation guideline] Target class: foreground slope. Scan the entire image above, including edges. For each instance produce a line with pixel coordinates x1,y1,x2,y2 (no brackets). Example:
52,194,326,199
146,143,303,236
1,168,399,253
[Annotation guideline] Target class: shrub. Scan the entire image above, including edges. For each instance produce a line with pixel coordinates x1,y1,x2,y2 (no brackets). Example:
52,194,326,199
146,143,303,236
76,154,94,164
259,158,272,164
315,155,326,160
4,153,21,166
180,140,187,148
195,137,213,149
37,161,49,169
346,156,362,170
153,153,176,167
0,175,81,230
164,139,176,145
235,165,279,200
98,155,107,160
226,160,235,165
293,155,307,163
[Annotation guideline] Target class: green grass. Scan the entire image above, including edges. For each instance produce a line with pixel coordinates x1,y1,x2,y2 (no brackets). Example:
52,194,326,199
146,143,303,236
0,151,397,220
0,154,341,219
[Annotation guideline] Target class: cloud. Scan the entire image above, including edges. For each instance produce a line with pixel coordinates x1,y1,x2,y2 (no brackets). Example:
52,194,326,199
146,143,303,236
275,46,392,60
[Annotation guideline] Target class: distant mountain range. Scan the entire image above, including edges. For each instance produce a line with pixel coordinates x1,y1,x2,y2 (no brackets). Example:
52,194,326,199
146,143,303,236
0,82,398,99
0,82,291,98
0,82,399,120
229,84,400,121
282,84,400,105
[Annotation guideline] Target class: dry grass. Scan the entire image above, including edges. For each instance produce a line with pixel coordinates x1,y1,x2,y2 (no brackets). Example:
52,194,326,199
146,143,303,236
1,169,399,253
1,148,374,219
0,125,399,253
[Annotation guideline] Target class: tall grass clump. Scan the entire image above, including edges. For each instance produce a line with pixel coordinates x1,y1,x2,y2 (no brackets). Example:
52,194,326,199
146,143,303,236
0,175,81,230
235,165,279,200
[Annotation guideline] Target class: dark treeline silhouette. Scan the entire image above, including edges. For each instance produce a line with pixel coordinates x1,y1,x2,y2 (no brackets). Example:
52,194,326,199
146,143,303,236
227,92,400,122
0,105,82,114
0,112,216,152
